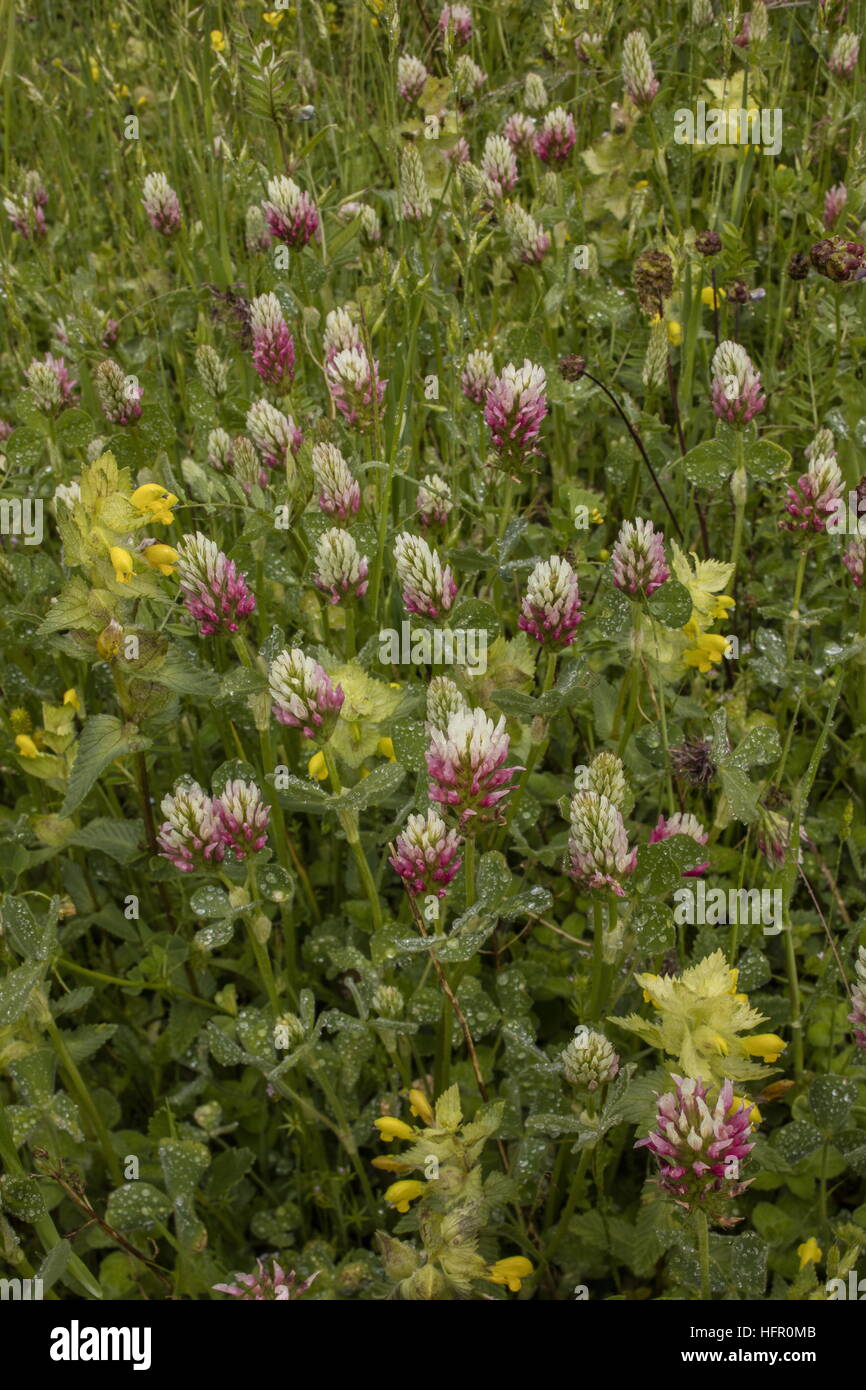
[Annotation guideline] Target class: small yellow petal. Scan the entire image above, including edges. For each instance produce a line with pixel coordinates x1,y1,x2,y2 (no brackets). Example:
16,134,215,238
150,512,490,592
110,546,134,583
408,1089,434,1126
488,1257,533,1292
384,1179,425,1213
797,1238,822,1270
15,734,40,758
743,1033,786,1063
62,689,81,710
374,1117,415,1143
377,736,396,761
308,750,328,781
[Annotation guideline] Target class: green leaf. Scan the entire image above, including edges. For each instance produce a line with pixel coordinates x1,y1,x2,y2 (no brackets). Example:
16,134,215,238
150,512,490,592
633,901,675,952
257,864,296,903
61,715,151,816
193,919,236,952
159,1138,210,1197
0,897,54,960
681,438,736,488
809,1075,859,1134
741,439,791,481
189,885,234,918
333,761,407,811
55,409,96,446
0,1174,47,1222
0,960,44,1026
449,598,501,643
275,774,332,813
68,818,146,864
647,579,692,629
105,1182,172,1231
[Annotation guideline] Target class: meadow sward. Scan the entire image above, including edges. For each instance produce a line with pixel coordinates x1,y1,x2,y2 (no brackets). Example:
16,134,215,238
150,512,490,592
0,0,864,1302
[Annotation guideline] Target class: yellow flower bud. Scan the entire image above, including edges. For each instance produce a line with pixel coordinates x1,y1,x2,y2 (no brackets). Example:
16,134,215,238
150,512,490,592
15,734,40,759
384,1180,425,1214
701,285,726,308
110,546,134,583
308,750,328,781
374,1117,415,1143
408,1089,434,1126
487,1257,533,1292
371,1155,412,1173
142,542,179,576
743,1033,786,1062
62,689,81,710
210,29,226,52
667,320,683,346
377,736,396,761
130,483,178,525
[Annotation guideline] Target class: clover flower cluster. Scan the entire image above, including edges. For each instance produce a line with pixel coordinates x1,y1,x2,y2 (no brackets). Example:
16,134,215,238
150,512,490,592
519,555,583,648
390,808,462,898
158,777,269,872
141,172,181,235
636,1076,756,1224
174,532,256,636
710,340,766,426
250,292,295,390
269,648,345,741
262,175,319,248
426,707,519,829
394,532,457,618
484,360,547,461
611,518,669,596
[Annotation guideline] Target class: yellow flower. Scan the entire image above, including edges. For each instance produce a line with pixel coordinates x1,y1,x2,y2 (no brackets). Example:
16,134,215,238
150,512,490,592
701,285,726,308
487,1257,533,1292
711,593,735,621
142,542,179,576
15,734,40,759
89,60,100,82
384,1180,425,1214
262,11,284,25
371,1155,411,1173
114,83,130,99
408,1089,434,1126
377,736,396,761
110,546,134,584
130,483,178,525
308,750,328,781
634,179,649,190
667,320,683,346
590,508,604,524
705,1031,730,1056
210,29,226,52
797,1238,822,1270
63,689,81,710
682,621,729,673
742,1033,786,1063
374,1116,415,1143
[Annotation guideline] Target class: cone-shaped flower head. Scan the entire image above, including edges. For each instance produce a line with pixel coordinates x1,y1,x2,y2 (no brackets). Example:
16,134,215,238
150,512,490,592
481,134,518,196
4,169,47,238
484,360,548,460
567,790,636,895
246,399,302,469
390,808,462,898
337,200,381,243
453,55,486,100
323,307,362,361
400,145,432,222
426,676,469,733
417,473,453,528
25,354,78,414
196,345,229,399
207,427,234,471
586,751,628,810
269,648,345,740
502,202,550,264
398,53,428,102
503,112,536,151
394,532,457,618
175,532,256,636
312,442,361,520
532,106,576,166
245,204,272,252
312,527,369,604
250,292,295,390
94,360,143,425
611,518,669,596
782,451,843,532
710,340,765,426
519,555,583,647
622,31,659,107
636,1076,755,1222
849,946,866,1049
325,345,387,430
158,779,224,872
634,249,674,316
214,779,270,860
438,3,472,45
829,31,859,77
560,1026,620,1092
142,172,181,235
262,175,319,248
461,349,496,403
823,182,847,228
426,707,518,828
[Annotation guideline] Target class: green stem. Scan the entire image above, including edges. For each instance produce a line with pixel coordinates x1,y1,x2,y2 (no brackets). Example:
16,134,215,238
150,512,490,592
695,1208,711,1300
323,746,384,931
45,1016,122,1186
